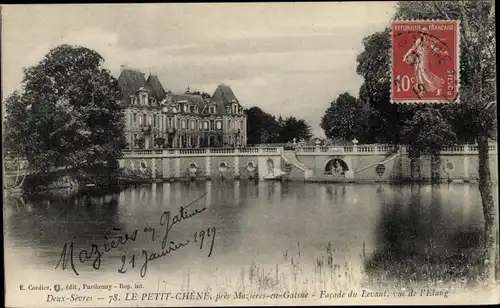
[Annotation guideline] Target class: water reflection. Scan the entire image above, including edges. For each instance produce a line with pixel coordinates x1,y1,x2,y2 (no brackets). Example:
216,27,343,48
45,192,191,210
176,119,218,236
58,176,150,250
365,184,485,287
3,182,489,289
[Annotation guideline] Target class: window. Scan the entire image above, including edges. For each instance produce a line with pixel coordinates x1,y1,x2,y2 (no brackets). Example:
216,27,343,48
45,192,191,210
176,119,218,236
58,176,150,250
168,117,173,128
181,119,186,129
130,96,136,105
240,120,243,129
210,120,215,130
210,106,216,114
133,113,137,125
133,134,138,147
140,94,147,105
148,115,152,125
184,105,188,112
190,106,194,113
177,118,180,128
228,119,232,129
203,121,208,130
216,121,222,130
138,114,143,125
233,104,237,114
199,121,203,130
153,115,157,127
142,114,147,125
190,120,195,130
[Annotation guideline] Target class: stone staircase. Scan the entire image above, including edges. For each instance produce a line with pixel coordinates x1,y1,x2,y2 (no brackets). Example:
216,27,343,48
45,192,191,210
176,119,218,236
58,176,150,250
281,150,313,179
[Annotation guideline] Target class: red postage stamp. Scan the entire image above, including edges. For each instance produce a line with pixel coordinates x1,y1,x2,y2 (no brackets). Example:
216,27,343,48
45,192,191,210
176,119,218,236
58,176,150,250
391,20,460,104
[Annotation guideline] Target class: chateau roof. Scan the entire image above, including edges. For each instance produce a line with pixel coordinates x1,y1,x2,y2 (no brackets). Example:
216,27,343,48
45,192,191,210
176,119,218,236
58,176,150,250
171,93,207,111
118,68,244,114
146,74,166,100
117,68,147,100
210,84,239,105
210,84,240,113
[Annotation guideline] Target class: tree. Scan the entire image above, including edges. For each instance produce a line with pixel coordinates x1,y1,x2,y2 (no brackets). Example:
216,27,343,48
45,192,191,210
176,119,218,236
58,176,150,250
356,30,404,144
401,107,456,180
279,116,313,143
356,1,497,281
395,0,497,283
320,92,371,142
4,45,126,182
4,91,29,157
244,107,280,144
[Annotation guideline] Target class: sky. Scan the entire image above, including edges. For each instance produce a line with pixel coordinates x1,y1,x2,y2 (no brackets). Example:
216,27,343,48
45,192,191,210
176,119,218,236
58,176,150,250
2,3,396,137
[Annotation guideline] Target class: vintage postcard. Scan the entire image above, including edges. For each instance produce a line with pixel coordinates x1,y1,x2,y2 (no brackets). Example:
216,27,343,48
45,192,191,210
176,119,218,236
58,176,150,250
2,2,499,307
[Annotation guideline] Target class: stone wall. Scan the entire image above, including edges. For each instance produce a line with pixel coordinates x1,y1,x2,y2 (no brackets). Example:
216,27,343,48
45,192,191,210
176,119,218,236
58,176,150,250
118,149,498,182
120,154,279,181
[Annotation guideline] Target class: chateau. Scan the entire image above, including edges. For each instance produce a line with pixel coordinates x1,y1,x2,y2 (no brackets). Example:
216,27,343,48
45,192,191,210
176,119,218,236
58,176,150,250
118,66,248,149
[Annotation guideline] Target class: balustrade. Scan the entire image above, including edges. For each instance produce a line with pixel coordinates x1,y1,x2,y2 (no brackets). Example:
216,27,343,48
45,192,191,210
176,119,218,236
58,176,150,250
120,143,496,158
178,149,206,155
263,147,279,153
240,148,260,153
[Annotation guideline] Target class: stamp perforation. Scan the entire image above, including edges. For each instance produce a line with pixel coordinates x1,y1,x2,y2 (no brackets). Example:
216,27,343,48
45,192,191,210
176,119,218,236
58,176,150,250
390,19,461,105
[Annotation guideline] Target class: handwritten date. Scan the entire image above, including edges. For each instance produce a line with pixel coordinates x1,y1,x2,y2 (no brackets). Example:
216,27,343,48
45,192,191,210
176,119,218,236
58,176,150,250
55,192,217,277
119,227,217,277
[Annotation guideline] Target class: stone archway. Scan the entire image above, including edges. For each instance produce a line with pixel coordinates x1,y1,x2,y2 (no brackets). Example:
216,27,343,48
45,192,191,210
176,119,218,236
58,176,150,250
325,158,349,176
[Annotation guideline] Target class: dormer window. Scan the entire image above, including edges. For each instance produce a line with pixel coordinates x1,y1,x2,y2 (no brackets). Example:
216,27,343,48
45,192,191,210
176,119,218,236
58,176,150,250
130,95,136,105
210,106,216,114
140,93,147,105
232,104,238,114
190,105,195,113
172,107,177,113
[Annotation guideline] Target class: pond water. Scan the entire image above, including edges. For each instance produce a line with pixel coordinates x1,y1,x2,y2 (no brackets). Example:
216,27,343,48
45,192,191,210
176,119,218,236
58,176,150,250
3,181,495,306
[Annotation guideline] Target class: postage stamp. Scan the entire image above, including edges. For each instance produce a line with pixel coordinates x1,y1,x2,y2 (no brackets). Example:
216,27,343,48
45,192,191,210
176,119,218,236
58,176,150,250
391,20,460,104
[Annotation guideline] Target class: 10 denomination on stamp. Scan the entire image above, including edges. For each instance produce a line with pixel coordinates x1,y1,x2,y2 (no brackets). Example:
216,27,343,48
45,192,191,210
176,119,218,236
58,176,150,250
391,20,460,104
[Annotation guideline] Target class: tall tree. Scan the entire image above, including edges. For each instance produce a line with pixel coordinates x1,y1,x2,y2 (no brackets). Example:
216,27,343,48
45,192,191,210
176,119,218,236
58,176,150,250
401,107,457,180
4,45,126,179
244,107,280,144
279,116,313,142
320,92,371,143
395,0,497,283
356,30,404,144
356,1,497,281
4,91,29,157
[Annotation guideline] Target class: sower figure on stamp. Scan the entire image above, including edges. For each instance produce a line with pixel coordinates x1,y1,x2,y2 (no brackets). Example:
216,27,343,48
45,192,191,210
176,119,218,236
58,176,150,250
402,27,448,98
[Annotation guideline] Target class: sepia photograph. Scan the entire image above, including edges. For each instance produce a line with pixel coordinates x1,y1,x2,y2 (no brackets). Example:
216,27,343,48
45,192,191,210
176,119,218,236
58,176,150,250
2,2,499,307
